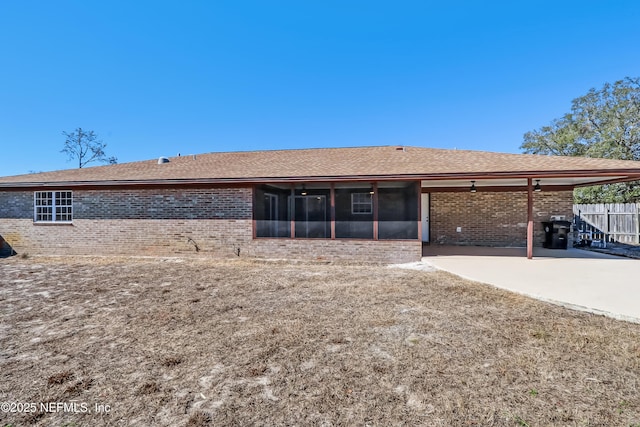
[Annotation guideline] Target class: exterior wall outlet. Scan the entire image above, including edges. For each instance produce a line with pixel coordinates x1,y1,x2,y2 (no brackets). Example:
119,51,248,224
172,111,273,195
456,227,462,233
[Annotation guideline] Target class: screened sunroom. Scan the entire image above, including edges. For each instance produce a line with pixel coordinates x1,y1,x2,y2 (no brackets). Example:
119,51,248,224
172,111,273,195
253,181,419,240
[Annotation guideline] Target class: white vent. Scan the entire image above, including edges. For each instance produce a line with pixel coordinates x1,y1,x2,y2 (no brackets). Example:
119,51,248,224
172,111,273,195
158,157,170,164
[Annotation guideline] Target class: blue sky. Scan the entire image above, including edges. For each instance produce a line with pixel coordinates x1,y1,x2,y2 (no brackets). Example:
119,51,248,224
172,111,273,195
1,1,639,176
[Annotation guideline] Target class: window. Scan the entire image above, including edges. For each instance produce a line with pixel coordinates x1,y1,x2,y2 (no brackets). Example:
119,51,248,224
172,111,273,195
34,191,73,222
351,193,372,214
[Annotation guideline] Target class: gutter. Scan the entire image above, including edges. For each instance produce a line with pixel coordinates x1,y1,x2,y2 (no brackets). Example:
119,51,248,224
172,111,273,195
1,169,640,189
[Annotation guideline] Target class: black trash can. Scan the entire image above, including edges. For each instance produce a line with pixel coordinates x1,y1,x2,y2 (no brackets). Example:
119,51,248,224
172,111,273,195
542,220,571,249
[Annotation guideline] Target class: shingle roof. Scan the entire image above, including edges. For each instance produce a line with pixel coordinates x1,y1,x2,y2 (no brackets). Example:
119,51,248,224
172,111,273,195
2,145,640,187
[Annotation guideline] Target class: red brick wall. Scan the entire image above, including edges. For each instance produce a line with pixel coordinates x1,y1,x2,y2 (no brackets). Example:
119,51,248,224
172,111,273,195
74,188,252,220
0,187,573,261
429,190,573,247
0,187,422,263
0,217,422,263
0,218,252,256
250,239,422,263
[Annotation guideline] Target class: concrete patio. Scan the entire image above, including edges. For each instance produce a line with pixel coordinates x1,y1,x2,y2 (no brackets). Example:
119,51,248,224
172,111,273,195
422,245,640,323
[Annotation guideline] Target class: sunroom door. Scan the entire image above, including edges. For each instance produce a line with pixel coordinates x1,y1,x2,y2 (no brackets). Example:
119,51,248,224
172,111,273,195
294,195,328,238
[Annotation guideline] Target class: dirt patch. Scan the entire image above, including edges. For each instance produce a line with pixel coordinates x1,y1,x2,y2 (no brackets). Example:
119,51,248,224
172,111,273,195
1,255,639,426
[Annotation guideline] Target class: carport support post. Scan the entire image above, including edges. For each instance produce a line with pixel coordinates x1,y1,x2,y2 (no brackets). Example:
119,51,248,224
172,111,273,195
527,177,534,259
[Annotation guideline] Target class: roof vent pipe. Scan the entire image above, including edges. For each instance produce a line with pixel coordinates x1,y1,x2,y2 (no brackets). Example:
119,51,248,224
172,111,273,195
158,157,170,164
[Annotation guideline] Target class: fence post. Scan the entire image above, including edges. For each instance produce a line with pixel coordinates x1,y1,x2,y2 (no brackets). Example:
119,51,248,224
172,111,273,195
636,203,640,245
604,208,609,248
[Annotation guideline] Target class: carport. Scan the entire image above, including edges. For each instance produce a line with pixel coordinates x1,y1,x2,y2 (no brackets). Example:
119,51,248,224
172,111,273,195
421,167,640,259
422,246,640,323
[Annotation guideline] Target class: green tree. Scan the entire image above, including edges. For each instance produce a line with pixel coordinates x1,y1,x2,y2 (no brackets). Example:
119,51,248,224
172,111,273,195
521,77,640,203
61,127,117,168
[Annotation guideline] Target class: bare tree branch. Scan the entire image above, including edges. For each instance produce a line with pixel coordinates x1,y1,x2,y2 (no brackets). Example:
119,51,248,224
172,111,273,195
61,128,117,168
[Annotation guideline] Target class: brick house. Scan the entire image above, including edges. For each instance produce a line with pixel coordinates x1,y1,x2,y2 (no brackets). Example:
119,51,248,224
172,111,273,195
2,146,640,262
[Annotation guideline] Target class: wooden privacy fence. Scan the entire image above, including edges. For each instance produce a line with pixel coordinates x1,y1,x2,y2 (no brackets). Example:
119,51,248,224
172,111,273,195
573,203,640,245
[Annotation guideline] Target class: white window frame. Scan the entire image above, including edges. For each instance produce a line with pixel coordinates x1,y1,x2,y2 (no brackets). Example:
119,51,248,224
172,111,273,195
351,193,373,215
34,191,73,223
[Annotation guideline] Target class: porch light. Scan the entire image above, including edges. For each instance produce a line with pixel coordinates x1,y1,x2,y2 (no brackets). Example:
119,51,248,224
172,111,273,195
470,181,477,193
301,185,307,196
534,180,541,192
369,186,375,195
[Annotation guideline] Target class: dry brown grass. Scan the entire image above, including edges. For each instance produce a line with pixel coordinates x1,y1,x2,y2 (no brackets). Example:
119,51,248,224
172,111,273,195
1,255,639,426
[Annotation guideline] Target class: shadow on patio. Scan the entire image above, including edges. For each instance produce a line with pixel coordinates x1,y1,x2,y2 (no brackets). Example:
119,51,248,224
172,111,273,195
422,244,623,259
